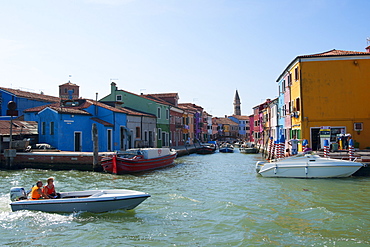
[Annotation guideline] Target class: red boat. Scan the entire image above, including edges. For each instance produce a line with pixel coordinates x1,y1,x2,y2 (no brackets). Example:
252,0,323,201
101,148,177,174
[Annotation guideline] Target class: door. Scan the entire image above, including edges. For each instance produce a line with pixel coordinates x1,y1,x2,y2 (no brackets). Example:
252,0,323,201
149,131,153,147
311,128,320,151
107,129,112,151
74,132,82,152
120,127,125,150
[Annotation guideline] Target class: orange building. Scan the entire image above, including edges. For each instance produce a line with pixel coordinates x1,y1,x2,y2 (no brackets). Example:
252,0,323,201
277,47,370,150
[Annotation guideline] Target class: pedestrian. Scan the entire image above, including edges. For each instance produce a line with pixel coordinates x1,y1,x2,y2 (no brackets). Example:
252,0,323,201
288,135,299,155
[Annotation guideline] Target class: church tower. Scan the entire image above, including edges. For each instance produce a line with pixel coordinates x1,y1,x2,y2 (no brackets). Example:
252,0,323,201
234,90,241,116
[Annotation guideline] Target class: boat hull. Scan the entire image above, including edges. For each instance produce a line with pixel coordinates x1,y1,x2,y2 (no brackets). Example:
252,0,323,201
10,189,150,213
219,147,234,153
257,155,363,178
196,147,216,154
101,152,177,174
240,148,258,154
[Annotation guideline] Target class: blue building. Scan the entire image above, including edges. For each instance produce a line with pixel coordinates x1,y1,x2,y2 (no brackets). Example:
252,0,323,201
0,87,60,119
228,115,249,140
24,99,153,152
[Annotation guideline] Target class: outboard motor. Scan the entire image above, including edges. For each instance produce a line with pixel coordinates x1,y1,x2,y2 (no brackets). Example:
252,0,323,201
10,187,28,201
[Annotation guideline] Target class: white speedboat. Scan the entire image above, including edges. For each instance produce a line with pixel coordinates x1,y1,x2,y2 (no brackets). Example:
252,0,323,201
256,154,363,178
10,188,150,213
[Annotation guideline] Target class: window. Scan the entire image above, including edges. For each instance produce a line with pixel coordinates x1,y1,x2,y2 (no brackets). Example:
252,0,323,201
41,122,46,135
50,122,54,135
295,67,299,81
354,123,363,131
107,129,112,151
116,95,122,101
158,128,162,140
144,131,148,141
166,109,169,120
136,127,140,138
157,108,161,118
296,98,300,111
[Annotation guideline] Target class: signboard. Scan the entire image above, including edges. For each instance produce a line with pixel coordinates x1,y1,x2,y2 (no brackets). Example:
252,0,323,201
319,126,331,138
6,110,18,116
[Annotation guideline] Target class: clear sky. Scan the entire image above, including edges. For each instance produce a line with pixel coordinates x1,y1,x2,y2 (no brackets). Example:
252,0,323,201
1,0,369,117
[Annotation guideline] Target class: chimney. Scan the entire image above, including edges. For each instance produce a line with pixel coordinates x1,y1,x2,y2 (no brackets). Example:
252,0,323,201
111,82,117,93
366,45,370,53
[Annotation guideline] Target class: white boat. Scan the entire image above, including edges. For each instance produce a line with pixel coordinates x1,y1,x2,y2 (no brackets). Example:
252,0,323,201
219,143,234,153
10,188,150,213
256,154,363,178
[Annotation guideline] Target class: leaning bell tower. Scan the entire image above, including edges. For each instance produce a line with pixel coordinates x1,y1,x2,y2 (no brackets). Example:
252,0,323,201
234,90,241,116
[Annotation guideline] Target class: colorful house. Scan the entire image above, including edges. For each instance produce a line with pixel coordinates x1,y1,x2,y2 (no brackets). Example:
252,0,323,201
24,99,154,152
100,82,170,148
0,87,60,119
276,47,370,150
228,115,249,141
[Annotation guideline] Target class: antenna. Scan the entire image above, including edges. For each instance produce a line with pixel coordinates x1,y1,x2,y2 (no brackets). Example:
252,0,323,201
110,78,118,82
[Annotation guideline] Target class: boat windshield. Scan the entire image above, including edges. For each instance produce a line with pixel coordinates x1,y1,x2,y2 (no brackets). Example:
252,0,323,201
116,150,141,158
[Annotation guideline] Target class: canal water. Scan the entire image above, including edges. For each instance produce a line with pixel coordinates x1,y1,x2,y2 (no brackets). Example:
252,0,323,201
1,151,369,246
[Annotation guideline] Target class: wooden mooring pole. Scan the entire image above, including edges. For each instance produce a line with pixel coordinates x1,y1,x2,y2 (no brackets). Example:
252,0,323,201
92,123,100,171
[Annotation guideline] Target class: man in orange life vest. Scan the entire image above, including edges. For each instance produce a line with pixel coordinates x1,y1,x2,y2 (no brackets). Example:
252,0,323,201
30,181,48,200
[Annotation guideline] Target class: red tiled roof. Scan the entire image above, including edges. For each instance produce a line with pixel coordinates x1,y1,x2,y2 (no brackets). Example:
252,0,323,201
0,120,38,135
24,98,155,118
213,117,238,125
59,81,79,87
230,115,249,120
141,94,171,105
277,49,370,82
298,49,370,58
91,117,113,127
0,87,60,103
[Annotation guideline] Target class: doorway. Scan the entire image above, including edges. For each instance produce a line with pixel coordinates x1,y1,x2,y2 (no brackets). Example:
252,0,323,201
74,132,82,151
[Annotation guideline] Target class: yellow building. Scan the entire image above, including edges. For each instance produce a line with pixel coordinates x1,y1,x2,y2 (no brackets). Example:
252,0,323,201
279,47,370,150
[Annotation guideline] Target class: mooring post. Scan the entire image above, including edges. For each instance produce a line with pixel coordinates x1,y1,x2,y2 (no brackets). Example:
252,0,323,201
92,123,100,171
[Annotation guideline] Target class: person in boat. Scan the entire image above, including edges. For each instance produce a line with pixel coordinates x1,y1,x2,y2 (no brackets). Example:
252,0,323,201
30,181,49,200
43,177,60,199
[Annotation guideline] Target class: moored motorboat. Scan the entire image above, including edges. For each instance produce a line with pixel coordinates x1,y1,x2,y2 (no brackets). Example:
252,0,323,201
101,148,177,174
196,143,217,154
239,142,258,154
10,188,150,213
256,154,363,178
240,147,258,153
219,143,234,153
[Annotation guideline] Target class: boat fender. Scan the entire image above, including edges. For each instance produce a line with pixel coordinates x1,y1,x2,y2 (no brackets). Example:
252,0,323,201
305,167,308,175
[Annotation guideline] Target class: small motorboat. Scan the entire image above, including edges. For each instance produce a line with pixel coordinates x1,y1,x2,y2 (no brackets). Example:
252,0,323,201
101,148,177,174
256,154,363,178
10,187,150,213
196,143,217,154
219,143,234,153
239,142,258,154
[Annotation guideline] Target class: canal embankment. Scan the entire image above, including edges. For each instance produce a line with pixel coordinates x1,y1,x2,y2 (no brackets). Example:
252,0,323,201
0,145,200,171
